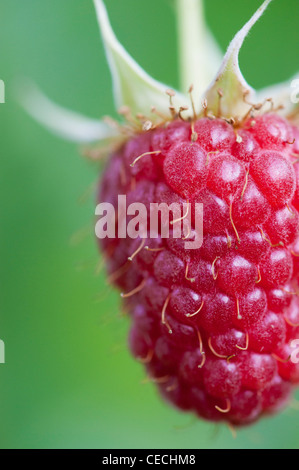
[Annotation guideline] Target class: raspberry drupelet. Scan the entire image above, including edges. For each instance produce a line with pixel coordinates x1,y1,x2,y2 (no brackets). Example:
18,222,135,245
99,114,299,426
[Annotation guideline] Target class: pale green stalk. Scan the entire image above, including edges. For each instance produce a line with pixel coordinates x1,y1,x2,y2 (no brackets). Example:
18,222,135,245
176,0,222,101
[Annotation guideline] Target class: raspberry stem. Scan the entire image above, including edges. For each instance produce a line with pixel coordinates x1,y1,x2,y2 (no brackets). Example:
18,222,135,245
175,0,221,100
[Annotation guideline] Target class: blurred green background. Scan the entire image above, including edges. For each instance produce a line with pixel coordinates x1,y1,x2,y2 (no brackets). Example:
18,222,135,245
1,0,299,449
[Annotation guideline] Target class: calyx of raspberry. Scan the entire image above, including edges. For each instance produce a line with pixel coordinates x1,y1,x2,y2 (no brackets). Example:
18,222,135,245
20,0,299,143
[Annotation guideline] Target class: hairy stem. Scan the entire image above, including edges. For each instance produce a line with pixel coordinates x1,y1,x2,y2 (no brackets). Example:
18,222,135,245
176,0,208,94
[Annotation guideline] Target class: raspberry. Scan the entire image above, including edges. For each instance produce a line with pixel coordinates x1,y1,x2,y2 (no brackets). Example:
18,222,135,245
246,114,293,150
207,154,246,202
250,150,295,207
99,114,299,426
20,0,299,430
164,142,207,197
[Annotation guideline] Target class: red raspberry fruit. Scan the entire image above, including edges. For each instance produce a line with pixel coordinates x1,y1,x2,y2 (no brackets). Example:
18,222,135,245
99,114,299,426
24,0,299,429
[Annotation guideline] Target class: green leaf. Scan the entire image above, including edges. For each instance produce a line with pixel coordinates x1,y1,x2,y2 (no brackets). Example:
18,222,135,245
203,0,273,118
93,0,188,119
17,80,118,143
